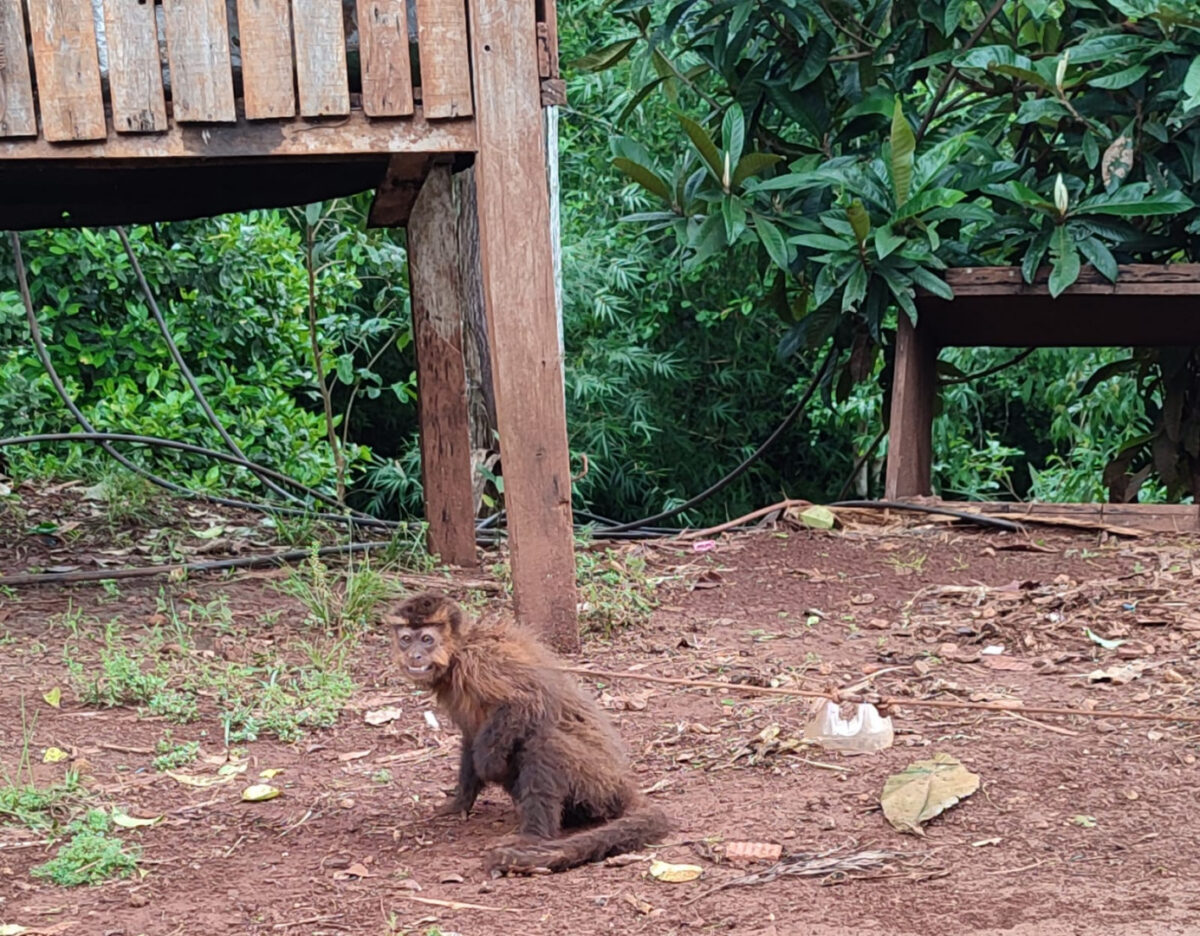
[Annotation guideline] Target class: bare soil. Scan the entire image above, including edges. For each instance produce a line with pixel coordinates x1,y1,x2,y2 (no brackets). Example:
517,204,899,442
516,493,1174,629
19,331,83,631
2,487,1199,935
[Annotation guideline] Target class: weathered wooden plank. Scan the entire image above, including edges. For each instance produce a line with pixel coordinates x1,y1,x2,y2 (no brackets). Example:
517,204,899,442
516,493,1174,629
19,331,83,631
292,0,350,116
884,311,937,500
408,163,479,568
0,0,36,137
104,0,169,133
357,0,414,116
0,109,475,159
27,0,107,141
237,0,297,119
933,264,1200,296
416,0,472,118
942,501,1200,535
467,0,577,649
366,153,429,225
161,0,236,122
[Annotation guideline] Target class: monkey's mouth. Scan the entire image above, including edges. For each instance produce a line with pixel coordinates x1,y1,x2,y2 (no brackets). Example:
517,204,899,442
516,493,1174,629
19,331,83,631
406,664,434,677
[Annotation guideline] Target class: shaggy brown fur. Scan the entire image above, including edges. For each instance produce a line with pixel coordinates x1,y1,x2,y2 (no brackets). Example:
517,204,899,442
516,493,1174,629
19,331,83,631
388,592,672,875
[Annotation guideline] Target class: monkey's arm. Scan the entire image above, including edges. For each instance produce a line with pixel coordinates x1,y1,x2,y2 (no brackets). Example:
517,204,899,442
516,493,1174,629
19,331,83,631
472,703,537,781
437,733,484,817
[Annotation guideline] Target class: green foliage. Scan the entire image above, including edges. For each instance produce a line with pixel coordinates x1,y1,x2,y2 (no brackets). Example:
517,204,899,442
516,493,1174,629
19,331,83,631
275,545,397,634
575,544,657,636
0,701,82,832
584,0,1200,498
152,735,200,772
30,809,141,887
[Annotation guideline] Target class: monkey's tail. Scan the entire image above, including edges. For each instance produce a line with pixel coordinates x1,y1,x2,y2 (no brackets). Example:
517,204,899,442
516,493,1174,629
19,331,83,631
486,806,672,875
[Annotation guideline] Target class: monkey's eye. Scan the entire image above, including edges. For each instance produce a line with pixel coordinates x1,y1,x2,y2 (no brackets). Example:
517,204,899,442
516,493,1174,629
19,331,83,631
398,632,411,645
421,633,434,645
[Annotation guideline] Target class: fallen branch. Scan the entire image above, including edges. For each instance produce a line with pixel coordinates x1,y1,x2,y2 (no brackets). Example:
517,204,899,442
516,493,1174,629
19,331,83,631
561,666,1200,724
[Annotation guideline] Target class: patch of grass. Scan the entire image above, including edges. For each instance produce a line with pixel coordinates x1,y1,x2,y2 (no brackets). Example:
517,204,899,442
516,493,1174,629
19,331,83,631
277,545,395,634
215,662,355,745
48,600,91,637
575,545,657,636
0,701,83,832
94,468,162,528
153,734,200,772
372,768,393,784
30,809,140,886
380,521,437,572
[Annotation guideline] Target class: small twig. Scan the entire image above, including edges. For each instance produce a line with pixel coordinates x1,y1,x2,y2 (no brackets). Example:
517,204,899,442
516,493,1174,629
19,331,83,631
99,743,156,755
272,914,345,930
1001,710,1080,737
676,499,812,540
399,894,528,913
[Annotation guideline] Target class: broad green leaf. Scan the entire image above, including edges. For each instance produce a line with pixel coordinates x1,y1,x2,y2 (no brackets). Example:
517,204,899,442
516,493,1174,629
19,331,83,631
842,264,868,312
1077,185,1193,217
908,265,954,300
755,218,792,270
1048,226,1081,298
874,224,905,259
1088,64,1149,90
722,196,747,244
612,158,674,204
1077,236,1118,282
304,202,322,226
892,187,966,222
890,97,915,207
790,233,854,252
732,153,784,188
847,200,871,246
678,114,723,179
1184,55,1200,112
566,38,638,73
722,104,745,171
876,265,917,322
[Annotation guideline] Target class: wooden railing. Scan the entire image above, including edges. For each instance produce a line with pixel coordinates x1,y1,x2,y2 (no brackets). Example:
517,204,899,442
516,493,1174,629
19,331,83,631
0,0,473,145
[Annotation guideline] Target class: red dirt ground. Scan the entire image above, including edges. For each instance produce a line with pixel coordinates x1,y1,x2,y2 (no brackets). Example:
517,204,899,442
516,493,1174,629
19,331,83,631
1,488,1199,935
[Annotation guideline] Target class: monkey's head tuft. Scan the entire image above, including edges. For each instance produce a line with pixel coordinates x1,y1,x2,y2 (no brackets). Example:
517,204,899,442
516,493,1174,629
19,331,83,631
388,592,463,684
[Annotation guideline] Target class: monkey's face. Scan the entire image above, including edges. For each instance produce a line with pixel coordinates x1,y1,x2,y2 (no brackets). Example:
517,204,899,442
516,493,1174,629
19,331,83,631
391,625,451,684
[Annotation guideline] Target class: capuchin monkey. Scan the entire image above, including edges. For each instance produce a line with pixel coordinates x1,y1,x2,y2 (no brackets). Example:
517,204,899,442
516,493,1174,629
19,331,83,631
388,592,671,875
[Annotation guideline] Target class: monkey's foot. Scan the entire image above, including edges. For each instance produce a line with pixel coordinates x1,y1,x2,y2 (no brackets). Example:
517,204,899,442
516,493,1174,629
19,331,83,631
483,842,562,877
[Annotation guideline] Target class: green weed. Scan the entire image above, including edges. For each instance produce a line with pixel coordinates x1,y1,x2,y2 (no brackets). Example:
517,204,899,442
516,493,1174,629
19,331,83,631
0,700,82,832
30,809,140,886
575,546,656,636
277,545,394,634
153,735,200,772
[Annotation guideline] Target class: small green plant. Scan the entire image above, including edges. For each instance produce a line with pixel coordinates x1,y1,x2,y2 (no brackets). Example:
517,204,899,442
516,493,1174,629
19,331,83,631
48,600,90,637
95,467,162,528
0,700,82,831
575,545,657,636
371,768,393,785
277,545,394,634
99,579,121,600
31,809,140,886
153,735,200,772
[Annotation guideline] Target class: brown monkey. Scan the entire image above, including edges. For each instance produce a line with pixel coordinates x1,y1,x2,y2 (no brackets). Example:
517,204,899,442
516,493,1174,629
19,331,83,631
387,592,671,875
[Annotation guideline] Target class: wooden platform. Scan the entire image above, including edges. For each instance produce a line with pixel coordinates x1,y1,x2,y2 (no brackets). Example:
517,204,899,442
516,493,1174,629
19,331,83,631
886,264,1200,499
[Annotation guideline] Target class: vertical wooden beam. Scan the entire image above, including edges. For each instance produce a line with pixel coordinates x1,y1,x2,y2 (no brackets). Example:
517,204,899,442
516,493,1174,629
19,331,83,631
884,312,938,499
237,0,297,119
407,162,479,568
104,0,170,133
0,0,37,137
415,0,473,118
358,0,415,116
161,0,237,123
467,0,578,651
27,0,107,141
292,0,350,116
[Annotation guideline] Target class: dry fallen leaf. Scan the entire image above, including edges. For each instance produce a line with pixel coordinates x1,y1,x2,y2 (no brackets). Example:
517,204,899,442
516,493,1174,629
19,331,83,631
365,708,403,726
259,768,284,779
982,655,1033,673
881,752,980,835
112,810,162,829
799,505,836,530
338,750,373,762
42,688,61,709
333,862,372,880
648,860,703,883
725,841,783,863
1088,661,1147,685
241,783,281,802
41,747,69,764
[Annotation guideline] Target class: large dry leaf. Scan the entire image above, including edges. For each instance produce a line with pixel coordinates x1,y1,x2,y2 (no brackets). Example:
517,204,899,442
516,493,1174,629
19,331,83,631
648,860,703,883
881,752,980,835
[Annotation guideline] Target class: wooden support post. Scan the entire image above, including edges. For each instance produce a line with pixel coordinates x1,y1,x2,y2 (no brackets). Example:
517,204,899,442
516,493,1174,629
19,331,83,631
407,162,478,568
884,312,938,499
467,0,578,651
